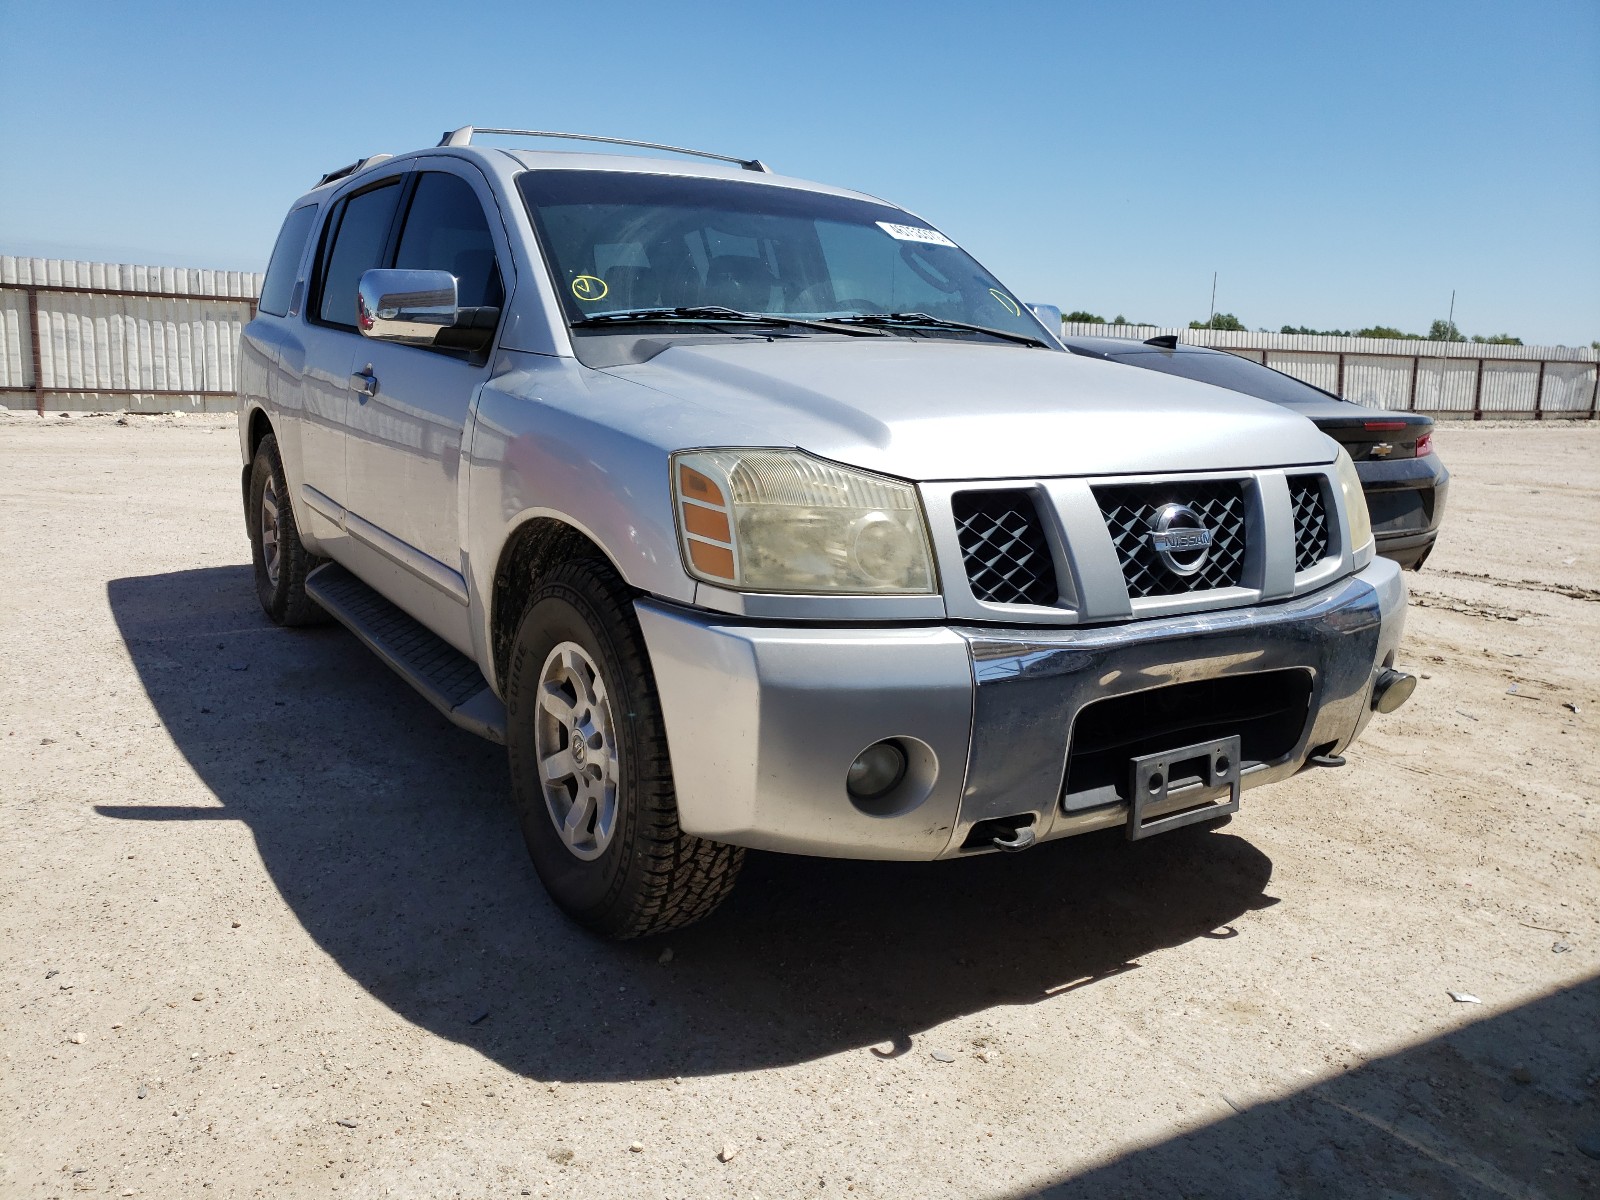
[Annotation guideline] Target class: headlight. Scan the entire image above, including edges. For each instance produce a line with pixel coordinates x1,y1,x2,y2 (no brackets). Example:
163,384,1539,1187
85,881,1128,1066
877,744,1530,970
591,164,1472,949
1333,447,1373,553
671,449,937,594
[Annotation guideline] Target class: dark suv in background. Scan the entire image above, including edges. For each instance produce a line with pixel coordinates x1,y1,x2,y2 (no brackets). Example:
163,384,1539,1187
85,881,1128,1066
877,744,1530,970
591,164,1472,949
1059,335,1448,569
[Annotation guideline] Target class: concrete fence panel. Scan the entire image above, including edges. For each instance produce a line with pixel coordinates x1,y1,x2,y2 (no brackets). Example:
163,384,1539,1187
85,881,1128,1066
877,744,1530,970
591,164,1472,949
1341,355,1413,410
1480,360,1540,414
1414,359,1480,413
0,289,30,389
1266,351,1340,393
1,255,261,413
1543,363,1599,413
35,293,249,396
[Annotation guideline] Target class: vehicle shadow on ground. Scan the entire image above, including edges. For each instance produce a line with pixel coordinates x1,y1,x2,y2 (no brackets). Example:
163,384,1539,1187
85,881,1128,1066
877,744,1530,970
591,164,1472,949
1016,974,1600,1198
105,565,1280,1083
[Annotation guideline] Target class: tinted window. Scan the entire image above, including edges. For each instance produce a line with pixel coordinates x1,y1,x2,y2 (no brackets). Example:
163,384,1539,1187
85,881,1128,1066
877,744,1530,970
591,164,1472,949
1105,348,1338,406
317,182,401,326
393,173,504,309
258,205,317,317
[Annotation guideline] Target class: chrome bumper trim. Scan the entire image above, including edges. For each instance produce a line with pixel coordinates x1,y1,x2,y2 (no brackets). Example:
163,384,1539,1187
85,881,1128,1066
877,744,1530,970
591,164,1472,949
947,556,1405,856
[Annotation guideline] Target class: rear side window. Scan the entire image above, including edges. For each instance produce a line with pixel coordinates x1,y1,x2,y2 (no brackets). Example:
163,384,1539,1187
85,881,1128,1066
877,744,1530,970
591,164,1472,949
258,205,317,317
317,182,402,327
393,173,504,309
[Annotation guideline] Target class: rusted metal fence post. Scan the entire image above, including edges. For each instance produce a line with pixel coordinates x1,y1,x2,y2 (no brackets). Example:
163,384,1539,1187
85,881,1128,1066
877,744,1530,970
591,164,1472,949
1472,357,1485,421
1534,360,1546,421
1408,355,1420,412
25,286,44,415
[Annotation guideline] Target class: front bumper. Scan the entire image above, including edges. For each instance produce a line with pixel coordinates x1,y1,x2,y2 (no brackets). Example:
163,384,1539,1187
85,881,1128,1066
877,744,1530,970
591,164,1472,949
637,556,1407,861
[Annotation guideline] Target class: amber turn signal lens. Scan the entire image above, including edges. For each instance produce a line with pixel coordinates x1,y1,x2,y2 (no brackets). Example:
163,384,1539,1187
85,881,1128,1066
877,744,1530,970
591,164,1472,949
688,540,736,580
683,503,732,542
678,465,726,507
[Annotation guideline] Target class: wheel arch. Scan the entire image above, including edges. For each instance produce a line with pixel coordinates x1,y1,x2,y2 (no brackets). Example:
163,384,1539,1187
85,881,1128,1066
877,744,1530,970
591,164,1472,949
245,405,274,458
241,405,275,526
489,514,629,694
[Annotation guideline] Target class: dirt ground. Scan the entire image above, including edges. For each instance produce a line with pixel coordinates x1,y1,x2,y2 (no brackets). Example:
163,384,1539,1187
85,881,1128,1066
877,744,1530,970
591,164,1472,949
1,413,1596,1200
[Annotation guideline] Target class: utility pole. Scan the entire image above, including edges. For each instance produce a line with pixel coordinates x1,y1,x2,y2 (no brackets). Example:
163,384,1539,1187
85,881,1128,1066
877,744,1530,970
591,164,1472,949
1447,289,1456,340
1209,272,1217,324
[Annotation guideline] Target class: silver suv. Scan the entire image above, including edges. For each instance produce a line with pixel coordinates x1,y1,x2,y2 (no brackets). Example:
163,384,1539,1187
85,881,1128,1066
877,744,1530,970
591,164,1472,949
238,127,1412,938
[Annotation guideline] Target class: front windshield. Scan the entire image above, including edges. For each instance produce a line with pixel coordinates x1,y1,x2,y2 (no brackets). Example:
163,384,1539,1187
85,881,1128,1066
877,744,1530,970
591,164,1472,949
516,170,1045,340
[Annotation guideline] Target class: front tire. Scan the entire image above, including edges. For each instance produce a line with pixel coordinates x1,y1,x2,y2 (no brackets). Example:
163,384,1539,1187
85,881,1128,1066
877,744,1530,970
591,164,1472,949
247,433,327,627
505,560,743,939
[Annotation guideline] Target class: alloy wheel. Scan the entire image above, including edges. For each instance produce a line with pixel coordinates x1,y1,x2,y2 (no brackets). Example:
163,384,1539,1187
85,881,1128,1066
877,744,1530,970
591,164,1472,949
532,641,620,860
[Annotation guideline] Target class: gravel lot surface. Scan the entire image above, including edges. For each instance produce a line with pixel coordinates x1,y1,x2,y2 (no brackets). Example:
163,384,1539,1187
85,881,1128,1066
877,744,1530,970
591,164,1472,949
2,414,1596,1199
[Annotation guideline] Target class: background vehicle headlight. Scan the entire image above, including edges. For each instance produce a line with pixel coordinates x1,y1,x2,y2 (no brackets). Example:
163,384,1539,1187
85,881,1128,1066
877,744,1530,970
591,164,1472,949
1333,447,1373,553
672,449,937,594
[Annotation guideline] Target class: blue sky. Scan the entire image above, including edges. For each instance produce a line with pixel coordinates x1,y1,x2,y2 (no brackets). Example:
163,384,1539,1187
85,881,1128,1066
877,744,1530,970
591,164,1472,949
3,0,1596,345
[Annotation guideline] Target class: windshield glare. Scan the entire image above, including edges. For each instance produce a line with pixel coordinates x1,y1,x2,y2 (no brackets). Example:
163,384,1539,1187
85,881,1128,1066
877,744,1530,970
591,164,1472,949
516,170,1044,339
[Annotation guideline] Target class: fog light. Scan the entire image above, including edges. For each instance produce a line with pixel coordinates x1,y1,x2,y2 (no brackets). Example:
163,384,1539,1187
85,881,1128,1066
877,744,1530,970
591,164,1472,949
847,740,907,800
1372,669,1417,714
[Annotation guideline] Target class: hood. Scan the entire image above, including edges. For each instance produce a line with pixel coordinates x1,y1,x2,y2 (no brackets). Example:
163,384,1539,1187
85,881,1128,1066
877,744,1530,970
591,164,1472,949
598,337,1336,481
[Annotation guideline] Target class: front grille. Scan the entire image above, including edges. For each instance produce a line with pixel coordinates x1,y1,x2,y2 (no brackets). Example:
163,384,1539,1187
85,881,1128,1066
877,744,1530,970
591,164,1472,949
1093,480,1248,597
1288,475,1331,570
952,490,1058,606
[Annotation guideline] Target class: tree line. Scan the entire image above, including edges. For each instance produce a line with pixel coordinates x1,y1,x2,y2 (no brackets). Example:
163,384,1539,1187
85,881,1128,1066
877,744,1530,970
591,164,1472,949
1063,310,1524,344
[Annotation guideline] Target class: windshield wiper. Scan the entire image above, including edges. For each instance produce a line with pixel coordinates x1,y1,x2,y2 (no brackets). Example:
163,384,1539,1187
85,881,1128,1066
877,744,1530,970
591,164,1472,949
819,312,1048,348
573,306,885,337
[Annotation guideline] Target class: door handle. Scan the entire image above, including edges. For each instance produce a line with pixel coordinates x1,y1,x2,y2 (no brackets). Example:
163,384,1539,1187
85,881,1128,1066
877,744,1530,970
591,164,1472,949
350,365,378,400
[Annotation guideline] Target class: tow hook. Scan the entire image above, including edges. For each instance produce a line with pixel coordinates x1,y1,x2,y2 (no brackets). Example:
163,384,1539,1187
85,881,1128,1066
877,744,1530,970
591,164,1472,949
1307,752,1347,769
992,826,1037,853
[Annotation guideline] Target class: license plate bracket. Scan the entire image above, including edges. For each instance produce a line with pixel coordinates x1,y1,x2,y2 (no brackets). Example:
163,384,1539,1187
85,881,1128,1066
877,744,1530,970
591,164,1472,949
1126,734,1242,840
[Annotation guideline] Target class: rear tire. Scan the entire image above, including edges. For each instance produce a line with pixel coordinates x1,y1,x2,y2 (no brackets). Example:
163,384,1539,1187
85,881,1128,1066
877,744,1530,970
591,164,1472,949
247,433,327,627
505,559,743,939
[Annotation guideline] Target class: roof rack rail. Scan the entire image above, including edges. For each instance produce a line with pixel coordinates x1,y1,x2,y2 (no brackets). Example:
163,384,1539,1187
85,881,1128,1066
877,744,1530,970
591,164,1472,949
437,126,771,173
315,153,392,188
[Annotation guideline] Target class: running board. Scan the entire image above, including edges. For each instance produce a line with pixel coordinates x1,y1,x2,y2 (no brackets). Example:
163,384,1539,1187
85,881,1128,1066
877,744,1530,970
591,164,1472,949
305,563,506,744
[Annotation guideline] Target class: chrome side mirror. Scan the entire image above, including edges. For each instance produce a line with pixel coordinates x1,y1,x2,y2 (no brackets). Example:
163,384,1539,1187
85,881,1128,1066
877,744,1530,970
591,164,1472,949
357,269,458,344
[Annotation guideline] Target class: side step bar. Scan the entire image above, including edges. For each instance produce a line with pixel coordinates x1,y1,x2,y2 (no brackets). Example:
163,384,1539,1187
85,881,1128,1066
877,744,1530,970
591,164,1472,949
305,563,507,744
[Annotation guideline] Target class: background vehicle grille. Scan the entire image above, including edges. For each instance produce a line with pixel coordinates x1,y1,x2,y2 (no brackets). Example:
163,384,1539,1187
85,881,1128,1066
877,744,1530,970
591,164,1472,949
952,490,1058,605
1092,480,1248,597
1287,475,1331,570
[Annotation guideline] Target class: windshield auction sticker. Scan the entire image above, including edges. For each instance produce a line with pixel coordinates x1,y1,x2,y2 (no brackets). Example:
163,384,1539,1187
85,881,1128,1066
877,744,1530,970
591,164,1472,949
876,222,956,247
988,289,1022,316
